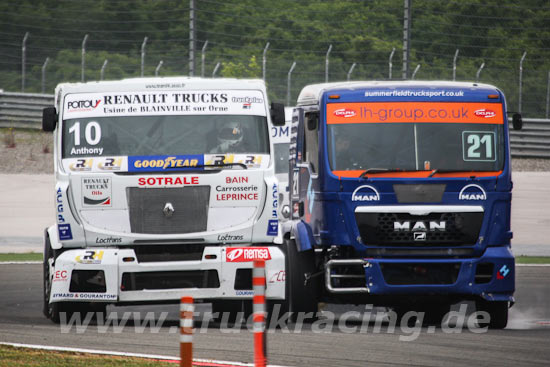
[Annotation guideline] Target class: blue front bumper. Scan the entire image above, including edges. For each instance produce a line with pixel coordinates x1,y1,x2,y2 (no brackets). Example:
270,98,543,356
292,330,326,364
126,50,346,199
325,246,515,302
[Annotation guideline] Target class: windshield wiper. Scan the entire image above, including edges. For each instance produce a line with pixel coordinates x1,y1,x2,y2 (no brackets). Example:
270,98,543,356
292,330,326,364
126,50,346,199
359,168,403,179
168,162,248,170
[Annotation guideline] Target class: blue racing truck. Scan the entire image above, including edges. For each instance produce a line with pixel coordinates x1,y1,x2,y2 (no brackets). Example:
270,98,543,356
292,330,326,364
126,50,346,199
283,81,520,328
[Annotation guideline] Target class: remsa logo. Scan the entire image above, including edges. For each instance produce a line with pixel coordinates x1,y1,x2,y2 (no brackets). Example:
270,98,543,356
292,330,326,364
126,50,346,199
333,108,357,118
459,184,487,201
226,247,271,262
474,109,496,118
351,185,380,202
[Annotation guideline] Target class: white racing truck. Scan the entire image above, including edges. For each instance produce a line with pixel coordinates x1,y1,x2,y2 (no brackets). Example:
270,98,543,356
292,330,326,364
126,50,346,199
42,77,287,322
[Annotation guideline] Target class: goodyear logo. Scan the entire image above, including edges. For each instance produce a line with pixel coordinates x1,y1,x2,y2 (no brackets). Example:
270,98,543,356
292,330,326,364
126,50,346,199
128,155,204,172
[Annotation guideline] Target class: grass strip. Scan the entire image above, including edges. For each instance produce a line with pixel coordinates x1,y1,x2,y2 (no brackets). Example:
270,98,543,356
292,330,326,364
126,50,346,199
0,344,173,367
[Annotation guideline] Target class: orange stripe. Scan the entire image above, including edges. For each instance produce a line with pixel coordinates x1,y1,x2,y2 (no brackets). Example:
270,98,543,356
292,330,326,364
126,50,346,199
253,277,266,286
253,313,266,323
180,311,194,319
253,260,266,268
180,343,192,367
332,170,502,178
253,295,266,304
254,332,266,367
181,296,193,304
327,102,504,124
180,326,193,335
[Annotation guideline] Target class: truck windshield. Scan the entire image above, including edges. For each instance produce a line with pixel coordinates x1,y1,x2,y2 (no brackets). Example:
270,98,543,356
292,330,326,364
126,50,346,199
62,115,269,158
326,102,505,174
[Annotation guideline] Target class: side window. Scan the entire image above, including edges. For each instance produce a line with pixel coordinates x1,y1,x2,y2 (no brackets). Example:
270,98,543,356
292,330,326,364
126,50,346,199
304,112,319,173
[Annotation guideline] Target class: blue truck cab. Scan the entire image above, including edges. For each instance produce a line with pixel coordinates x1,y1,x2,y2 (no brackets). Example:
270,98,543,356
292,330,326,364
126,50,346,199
283,81,516,328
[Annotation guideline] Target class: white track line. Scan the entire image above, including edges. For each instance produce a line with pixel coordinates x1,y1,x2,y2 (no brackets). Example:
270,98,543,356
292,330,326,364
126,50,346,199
0,341,292,367
516,264,550,267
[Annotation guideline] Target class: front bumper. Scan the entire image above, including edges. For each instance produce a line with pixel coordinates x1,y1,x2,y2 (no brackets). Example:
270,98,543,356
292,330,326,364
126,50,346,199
49,246,286,304
325,245,515,302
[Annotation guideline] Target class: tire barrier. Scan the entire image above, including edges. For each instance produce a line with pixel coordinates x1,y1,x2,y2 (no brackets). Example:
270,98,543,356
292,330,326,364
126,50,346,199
253,260,267,367
180,296,194,367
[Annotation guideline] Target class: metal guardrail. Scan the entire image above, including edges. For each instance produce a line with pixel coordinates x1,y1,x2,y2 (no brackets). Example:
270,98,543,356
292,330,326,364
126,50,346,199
0,92,54,129
509,118,550,159
1,92,549,158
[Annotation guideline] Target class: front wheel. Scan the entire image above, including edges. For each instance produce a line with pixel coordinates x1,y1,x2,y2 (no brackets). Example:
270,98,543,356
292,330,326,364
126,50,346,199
43,234,59,322
271,239,320,323
43,235,107,324
475,300,508,329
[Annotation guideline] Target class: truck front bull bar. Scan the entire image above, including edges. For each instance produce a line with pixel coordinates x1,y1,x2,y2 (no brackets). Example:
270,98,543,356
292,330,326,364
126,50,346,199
325,259,371,294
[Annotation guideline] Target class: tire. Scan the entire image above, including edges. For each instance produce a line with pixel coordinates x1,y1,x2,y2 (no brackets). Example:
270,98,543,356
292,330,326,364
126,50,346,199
43,234,60,322
43,235,108,324
421,304,450,326
475,300,508,329
272,238,319,323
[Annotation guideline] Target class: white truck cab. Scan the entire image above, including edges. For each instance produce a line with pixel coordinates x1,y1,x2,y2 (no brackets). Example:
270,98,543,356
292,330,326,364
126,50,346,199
42,77,287,322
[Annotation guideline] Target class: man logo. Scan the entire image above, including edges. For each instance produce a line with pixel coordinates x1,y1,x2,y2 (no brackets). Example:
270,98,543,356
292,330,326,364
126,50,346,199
459,184,487,201
351,185,380,202
394,221,446,232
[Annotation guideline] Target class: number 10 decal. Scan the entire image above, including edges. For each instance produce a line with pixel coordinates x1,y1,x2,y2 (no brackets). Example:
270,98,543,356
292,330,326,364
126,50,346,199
462,131,496,162
68,121,102,146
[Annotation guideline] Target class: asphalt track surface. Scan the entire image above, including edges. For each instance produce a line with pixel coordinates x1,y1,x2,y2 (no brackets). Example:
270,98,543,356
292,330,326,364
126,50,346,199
1,264,549,366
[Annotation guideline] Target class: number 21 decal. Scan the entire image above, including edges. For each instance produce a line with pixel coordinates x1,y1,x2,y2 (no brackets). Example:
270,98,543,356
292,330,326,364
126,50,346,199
462,131,496,162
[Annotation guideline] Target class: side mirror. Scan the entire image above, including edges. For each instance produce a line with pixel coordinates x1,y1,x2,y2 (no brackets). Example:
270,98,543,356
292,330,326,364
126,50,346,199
306,114,317,130
298,201,304,217
512,113,523,130
42,107,57,132
270,102,285,126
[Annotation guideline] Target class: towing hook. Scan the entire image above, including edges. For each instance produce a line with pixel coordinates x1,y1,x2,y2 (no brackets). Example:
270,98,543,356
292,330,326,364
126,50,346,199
304,270,323,286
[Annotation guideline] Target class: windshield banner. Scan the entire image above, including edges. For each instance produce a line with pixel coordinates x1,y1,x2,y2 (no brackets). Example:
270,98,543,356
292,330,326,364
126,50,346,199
327,102,504,125
62,154,270,173
63,90,267,119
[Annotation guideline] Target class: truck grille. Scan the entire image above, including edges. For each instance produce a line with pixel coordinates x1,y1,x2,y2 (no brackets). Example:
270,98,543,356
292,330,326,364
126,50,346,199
121,270,220,291
355,212,483,246
127,187,210,234
380,262,461,285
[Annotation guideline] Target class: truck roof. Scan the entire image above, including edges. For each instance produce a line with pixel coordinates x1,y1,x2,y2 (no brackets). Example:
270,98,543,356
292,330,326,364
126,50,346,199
296,80,501,106
55,77,267,95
